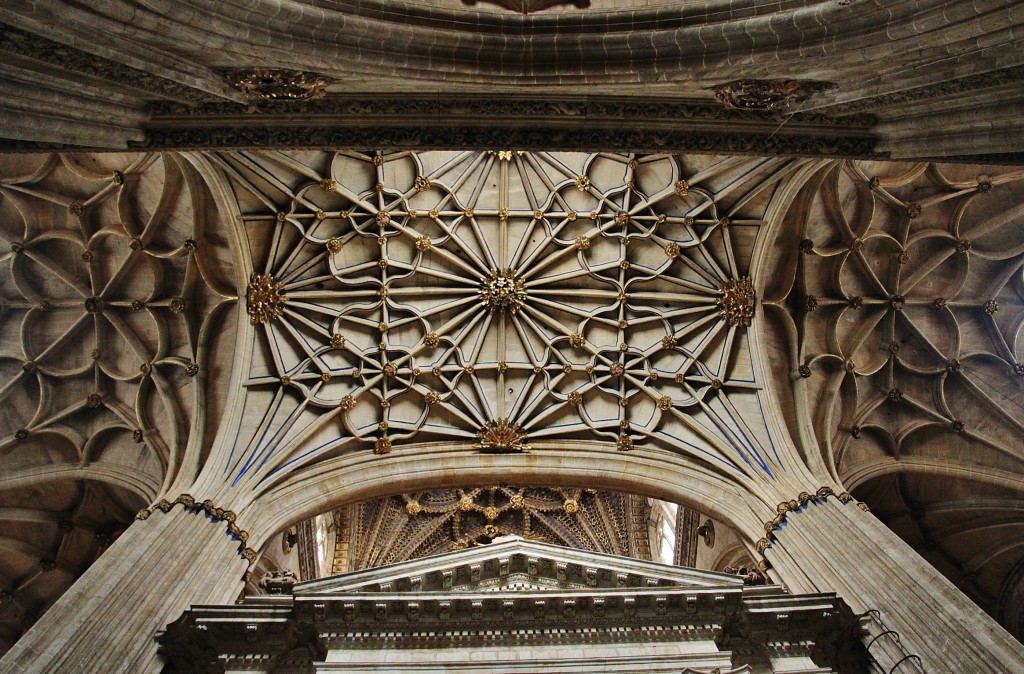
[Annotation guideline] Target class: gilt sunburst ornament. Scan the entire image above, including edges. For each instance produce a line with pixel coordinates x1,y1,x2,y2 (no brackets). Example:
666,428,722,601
479,269,527,314
719,277,755,327
474,418,530,452
246,273,287,325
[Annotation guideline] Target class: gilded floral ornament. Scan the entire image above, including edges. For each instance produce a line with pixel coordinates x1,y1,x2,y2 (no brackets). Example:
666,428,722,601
374,437,393,454
616,434,634,451
718,277,755,327
246,273,287,325
474,418,530,452
479,269,527,314
231,69,327,101
489,148,524,159
713,78,832,111
406,500,422,515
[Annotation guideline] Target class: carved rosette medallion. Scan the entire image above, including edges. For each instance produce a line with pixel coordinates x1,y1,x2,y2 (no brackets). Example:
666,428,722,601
479,269,527,314
719,277,755,327
246,273,287,325
474,418,530,452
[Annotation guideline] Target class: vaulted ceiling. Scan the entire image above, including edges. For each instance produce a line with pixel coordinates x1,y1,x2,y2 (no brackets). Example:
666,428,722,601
1,1,1023,161
1,149,1021,656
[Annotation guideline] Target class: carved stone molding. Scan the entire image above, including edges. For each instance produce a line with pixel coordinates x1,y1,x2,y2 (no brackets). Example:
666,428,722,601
753,487,867,571
126,125,879,158
462,0,589,13
826,65,1024,116
136,494,257,573
145,96,877,127
0,25,208,103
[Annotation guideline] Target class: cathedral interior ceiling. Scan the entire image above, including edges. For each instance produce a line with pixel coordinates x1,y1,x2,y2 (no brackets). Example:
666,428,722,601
1,1,1023,159
0,149,1022,650
220,150,792,509
762,159,1024,639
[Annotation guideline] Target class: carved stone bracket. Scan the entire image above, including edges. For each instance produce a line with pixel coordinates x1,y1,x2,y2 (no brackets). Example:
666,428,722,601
136,494,257,575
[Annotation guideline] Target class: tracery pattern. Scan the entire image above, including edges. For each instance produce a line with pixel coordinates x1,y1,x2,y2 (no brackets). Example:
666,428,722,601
0,153,236,496
330,487,651,573
0,153,235,656
218,151,790,487
773,161,1024,482
763,160,1024,639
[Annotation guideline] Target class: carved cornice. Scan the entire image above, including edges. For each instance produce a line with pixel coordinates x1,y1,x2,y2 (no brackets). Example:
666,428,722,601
145,96,877,127
824,65,1024,116
299,588,741,633
0,25,209,103
128,124,879,158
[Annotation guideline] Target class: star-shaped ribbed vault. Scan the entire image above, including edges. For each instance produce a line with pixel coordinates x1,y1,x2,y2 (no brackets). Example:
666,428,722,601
220,151,783,488
1,150,1023,663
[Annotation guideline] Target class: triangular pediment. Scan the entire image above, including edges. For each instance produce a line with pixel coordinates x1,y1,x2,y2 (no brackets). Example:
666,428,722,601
295,538,744,596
